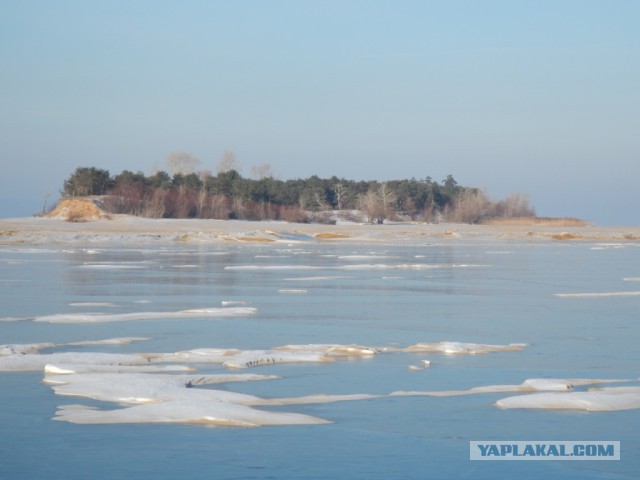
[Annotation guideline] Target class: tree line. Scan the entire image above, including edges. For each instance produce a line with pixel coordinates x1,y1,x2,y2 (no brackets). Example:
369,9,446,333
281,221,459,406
61,157,534,224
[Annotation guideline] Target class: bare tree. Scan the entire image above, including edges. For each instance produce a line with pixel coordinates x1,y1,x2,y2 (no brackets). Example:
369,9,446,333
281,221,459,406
333,183,346,210
447,189,491,223
500,193,535,218
251,163,274,179
209,194,231,219
196,169,212,218
144,188,167,218
313,191,329,210
358,189,385,224
217,150,240,174
231,197,248,219
198,169,212,182
378,182,397,218
41,188,51,215
166,152,201,176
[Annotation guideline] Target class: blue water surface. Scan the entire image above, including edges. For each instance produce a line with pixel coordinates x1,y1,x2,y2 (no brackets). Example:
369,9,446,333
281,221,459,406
0,237,638,479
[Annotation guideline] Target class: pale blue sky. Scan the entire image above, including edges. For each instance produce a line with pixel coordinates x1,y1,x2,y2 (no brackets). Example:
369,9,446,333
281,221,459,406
1,1,638,224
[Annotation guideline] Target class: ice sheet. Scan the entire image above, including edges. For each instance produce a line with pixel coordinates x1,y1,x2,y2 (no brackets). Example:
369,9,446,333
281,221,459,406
44,363,195,375
496,387,640,411
11,333,632,429
222,350,333,369
391,378,631,397
48,372,327,426
401,341,527,355
274,344,379,356
0,337,146,356
554,291,640,298
33,307,256,323
53,400,330,426
0,352,148,372
69,302,117,307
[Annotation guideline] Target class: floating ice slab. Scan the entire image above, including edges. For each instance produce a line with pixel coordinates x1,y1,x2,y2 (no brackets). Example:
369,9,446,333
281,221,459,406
45,369,379,426
402,341,527,355
222,350,333,369
337,255,395,260
76,264,148,269
33,307,256,323
53,400,330,427
149,348,242,364
47,373,280,403
69,302,117,307
391,378,631,397
284,276,351,281
0,337,146,354
496,387,640,411
274,344,379,356
0,352,148,372
257,393,381,406
48,372,328,427
44,363,196,375
1,342,56,356
554,291,640,298
66,337,149,346
225,265,323,271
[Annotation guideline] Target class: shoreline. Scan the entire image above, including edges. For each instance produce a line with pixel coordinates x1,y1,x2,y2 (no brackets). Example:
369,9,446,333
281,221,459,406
1,215,639,245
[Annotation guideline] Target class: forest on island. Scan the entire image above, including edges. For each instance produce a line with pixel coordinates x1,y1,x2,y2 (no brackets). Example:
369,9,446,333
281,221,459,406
60,152,535,224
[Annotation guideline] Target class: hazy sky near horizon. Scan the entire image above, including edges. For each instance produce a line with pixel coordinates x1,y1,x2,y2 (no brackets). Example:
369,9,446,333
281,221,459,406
1,1,638,225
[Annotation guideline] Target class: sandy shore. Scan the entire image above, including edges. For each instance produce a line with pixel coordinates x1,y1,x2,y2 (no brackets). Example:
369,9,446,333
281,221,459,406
1,215,639,245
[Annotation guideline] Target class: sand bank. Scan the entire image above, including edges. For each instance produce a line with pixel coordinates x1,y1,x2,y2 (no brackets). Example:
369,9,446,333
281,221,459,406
1,215,639,245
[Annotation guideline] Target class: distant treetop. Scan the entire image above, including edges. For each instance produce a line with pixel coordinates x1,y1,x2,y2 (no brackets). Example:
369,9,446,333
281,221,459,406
60,164,534,224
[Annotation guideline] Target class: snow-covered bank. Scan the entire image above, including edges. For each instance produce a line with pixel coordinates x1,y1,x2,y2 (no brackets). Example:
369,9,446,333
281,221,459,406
1,215,639,245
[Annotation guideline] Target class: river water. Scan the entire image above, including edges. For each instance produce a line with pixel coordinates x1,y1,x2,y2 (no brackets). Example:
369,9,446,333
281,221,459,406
1,235,638,479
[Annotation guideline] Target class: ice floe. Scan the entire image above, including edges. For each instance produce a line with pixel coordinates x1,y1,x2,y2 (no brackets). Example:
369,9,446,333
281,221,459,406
274,344,380,356
224,263,489,272
0,337,146,357
256,393,381,406
496,386,640,412
44,366,386,426
46,373,280,402
284,276,351,281
76,264,149,270
32,307,256,323
44,363,195,375
69,302,117,307
150,342,516,369
337,255,395,260
48,372,329,426
391,378,631,397
1,342,56,356
407,359,432,371
396,263,489,270
554,291,640,298
401,341,527,355
8,335,635,428
66,337,149,346
0,352,148,372
225,265,323,271
222,350,333,369
0,336,153,371
149,345,378,369
220,300,248,306
53,401,330,427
